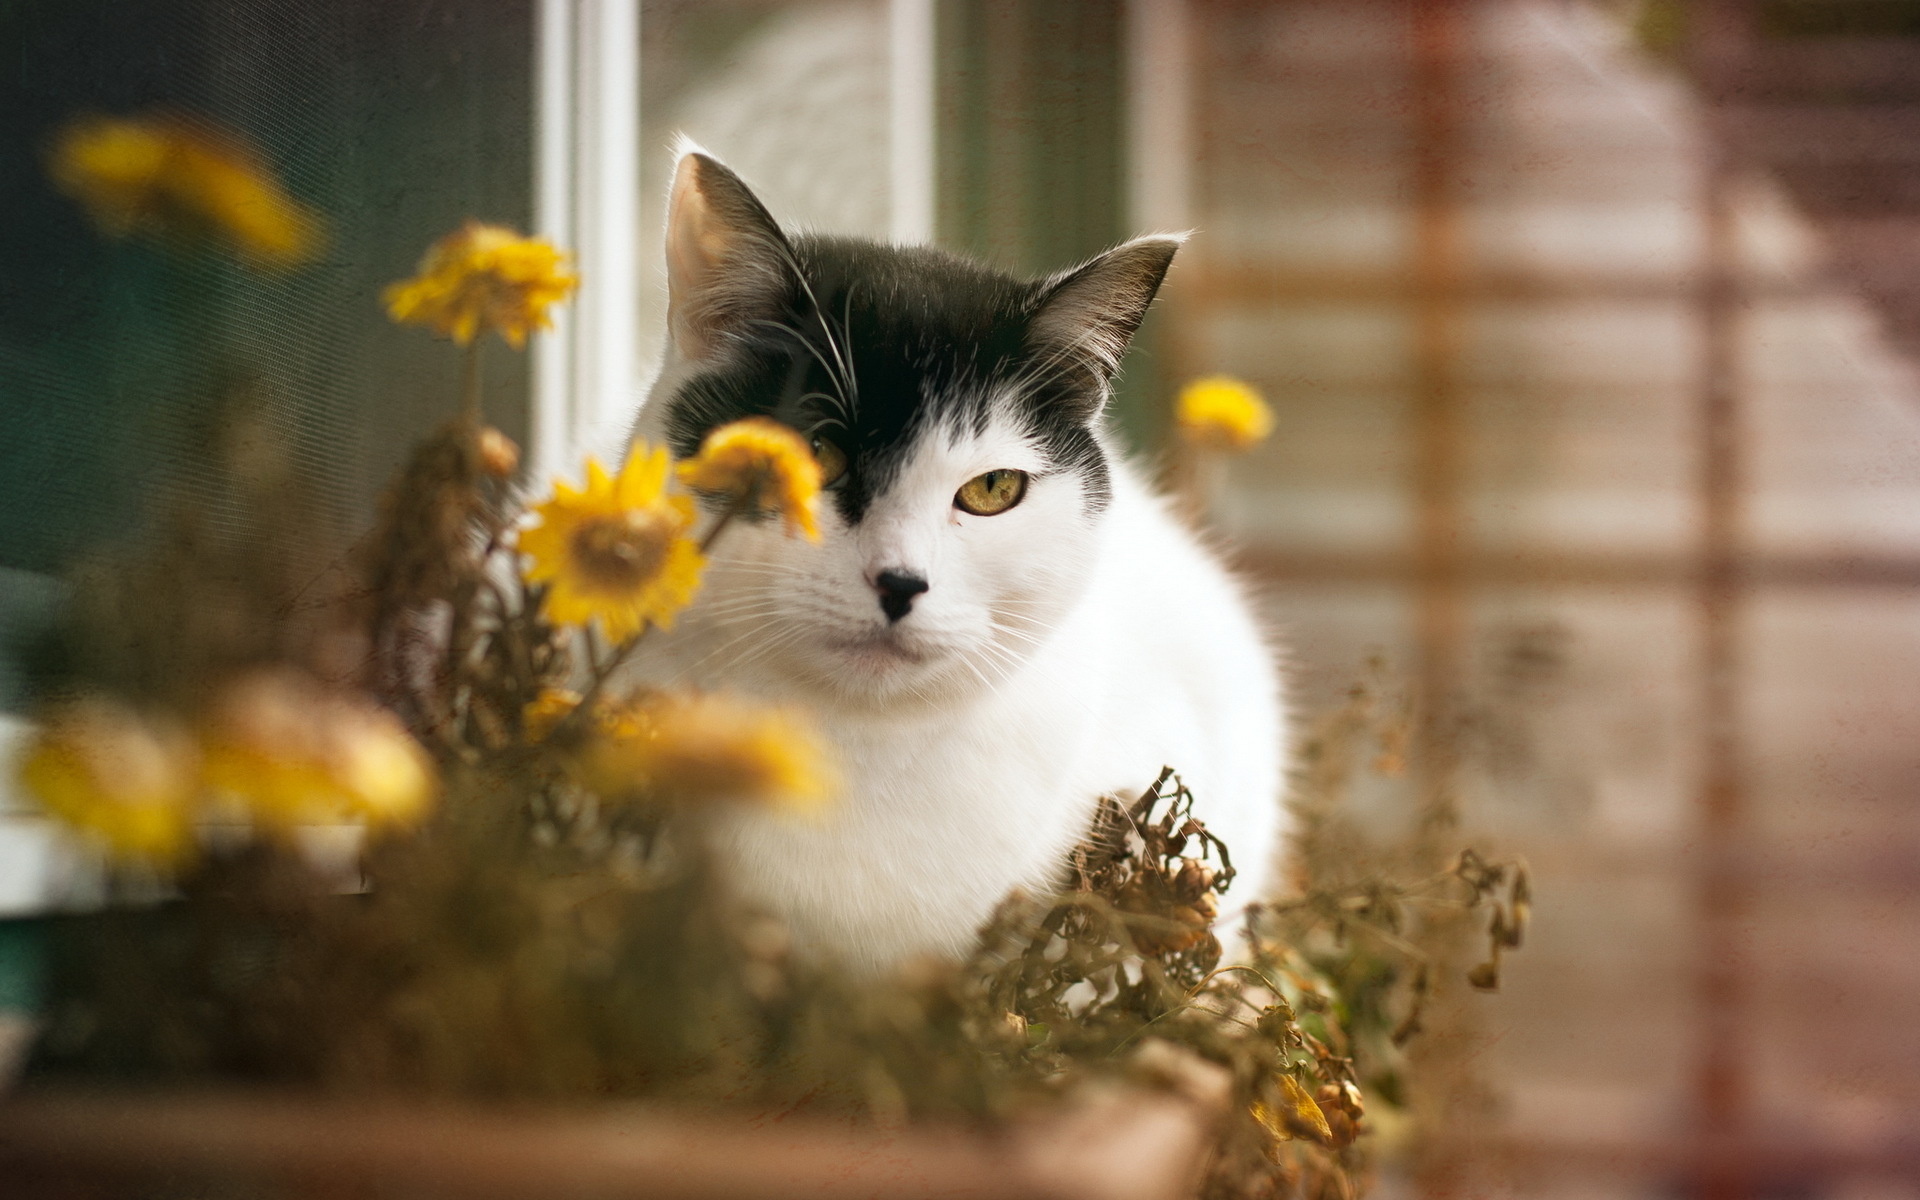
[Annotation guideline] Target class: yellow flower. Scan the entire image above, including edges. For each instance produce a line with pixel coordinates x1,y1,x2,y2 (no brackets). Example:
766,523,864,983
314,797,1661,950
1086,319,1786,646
50,114,320,268
584,692,834,815
523,688,584,742
17,698,200,864
201,669,435,831
519,447,705,643
319,703,437,827
676,418,823,541
382,221,579,349
1176,375,1273,451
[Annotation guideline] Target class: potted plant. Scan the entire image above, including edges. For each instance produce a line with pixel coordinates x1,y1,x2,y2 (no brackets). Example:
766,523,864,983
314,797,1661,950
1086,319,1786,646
1,112,1525,1200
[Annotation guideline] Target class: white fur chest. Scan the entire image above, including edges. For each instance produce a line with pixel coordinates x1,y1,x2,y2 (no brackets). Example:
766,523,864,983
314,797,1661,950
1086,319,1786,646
708,662,1106,971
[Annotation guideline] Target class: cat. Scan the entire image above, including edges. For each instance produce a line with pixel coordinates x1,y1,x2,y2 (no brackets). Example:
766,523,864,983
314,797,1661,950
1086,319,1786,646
629,146,1287,974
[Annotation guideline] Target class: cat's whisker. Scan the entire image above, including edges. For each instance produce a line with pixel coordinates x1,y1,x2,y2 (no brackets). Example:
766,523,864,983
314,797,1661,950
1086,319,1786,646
987,615,1060,650
683,620,810,685
707,563,818,583
967,654,1018,692
975,642,1036,680
768,242,859,417
726,628,830,689
689,593,791,616
987,615,1052,643
746,317,851,417
975,643,1038,690
681,601,796,626
834,282,860,413
686,612,795,636
992,616,1053,640
952,653,996,693
668,608,804,679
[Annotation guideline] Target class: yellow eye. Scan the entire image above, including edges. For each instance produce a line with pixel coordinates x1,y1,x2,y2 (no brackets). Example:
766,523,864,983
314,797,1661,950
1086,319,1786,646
810,436,848,485
955,469,1028,516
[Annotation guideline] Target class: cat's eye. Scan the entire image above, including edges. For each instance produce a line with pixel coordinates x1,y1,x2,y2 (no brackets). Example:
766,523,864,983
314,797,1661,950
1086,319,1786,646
954,469,1028,516
810,436,848,485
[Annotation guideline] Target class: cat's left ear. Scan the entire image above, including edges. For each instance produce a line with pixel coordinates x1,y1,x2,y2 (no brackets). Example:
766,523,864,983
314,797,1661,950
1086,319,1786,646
663,142,795,361
1028,233,1185,390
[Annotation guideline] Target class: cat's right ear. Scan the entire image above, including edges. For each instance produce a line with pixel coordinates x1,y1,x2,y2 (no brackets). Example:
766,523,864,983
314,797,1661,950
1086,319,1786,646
664,144,794,361
1027,233,1184,391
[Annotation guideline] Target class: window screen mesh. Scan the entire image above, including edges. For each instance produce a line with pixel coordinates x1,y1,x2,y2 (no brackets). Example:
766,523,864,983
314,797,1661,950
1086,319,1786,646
0,0,534,709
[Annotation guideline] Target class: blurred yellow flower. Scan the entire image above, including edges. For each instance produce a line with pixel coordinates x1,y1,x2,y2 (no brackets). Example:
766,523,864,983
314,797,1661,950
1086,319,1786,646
677,417,822,541
17,698,200,864
523,688,583,742
1176,375,1273,452
50,114,320,268
201,669,435,831
585,693,834,815
383,221,578,349
519,447,704,643
321,703,438,827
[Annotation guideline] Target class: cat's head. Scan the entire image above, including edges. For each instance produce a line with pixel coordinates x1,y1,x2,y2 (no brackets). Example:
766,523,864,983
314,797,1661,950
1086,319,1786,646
638,147,1178,707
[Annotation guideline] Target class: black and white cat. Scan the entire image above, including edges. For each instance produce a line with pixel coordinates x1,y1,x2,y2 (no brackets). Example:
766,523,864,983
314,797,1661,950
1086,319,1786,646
632,146,1286,973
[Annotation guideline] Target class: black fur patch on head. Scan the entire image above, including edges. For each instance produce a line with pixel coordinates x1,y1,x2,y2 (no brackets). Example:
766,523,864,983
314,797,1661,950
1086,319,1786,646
662,237,1121,525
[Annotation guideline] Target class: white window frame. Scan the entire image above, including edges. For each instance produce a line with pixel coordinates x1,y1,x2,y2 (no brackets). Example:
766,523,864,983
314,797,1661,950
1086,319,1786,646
531,0,642,479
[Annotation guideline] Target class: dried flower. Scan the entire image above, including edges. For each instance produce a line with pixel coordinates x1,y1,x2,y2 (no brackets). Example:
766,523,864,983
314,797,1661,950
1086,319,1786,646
382,221,578,349
476,426,521,478
1251,1073,1334,1149
518,447,704,643
677,417,822,541
360,422,491,630
1314,1081,1365,1149
1176,375,1273,451
17,697,200,864
50,114,320,267
1511,865,1532,943
201,669,435,831
585,692,834,815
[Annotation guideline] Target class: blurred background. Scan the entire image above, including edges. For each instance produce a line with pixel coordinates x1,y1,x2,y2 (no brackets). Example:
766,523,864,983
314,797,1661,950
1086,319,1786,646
7,1,1920,1196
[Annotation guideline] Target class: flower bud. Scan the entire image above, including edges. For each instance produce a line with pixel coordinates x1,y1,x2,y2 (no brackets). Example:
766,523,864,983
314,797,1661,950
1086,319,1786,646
1174,858,1217,901
477,426,520,478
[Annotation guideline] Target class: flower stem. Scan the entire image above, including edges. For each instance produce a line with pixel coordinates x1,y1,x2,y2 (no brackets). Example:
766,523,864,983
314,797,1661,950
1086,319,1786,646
459,338,483,422
697,498,748,554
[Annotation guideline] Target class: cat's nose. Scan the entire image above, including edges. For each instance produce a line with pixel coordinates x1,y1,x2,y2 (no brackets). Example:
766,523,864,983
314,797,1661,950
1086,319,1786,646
873,570,929,623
